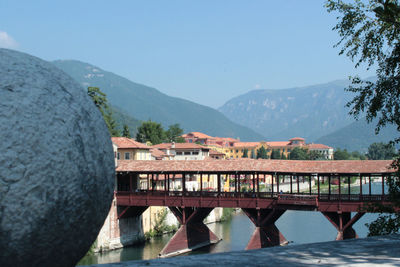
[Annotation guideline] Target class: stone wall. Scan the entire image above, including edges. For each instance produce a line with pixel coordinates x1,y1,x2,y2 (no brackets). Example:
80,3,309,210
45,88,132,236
95,198,144,252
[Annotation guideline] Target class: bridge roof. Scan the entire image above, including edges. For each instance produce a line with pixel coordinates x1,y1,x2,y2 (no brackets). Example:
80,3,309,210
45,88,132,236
116,159,396,174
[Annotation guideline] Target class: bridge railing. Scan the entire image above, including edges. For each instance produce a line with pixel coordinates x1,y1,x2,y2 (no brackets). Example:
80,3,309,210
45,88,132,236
116,190,390,203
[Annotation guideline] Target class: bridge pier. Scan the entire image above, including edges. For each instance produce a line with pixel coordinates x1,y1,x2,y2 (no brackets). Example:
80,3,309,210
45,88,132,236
242,208,288,250
322,211,365,240
159,207,220,258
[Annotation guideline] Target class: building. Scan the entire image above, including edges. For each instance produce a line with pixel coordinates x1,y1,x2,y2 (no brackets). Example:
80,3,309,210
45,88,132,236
112,137,151,160
152,142,210,160
307,143,334,160
181,132,333,160
150,148,173,160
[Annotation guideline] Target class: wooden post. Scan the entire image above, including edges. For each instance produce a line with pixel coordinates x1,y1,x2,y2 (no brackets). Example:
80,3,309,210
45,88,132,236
297,174,300,193
276,173,280,194
217,173,221,195
257,173,260,196
328,174,331,200
271,173,274,197
348,176,351,196
369,174,372,195
167,174,170,192
200,173,203,195
338,175,341,200
238,174,241,194
253,173,256,193
290,174,293,194
382,175,385,196
129,172,133,192
182,172,186,193
309,175,312,195
359,174,362,199
317,174,320,197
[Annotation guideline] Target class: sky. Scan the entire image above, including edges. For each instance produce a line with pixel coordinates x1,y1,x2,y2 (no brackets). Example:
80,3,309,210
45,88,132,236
0,0,374,108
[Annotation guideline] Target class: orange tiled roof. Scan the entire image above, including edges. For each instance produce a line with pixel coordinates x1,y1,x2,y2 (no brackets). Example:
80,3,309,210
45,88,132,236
150,148,171,159
232,142,260,148
290,137,305,141
307,144,333,149
266,141,290,147
112,137,150,149
209,150,226,155
184,132,214,139
152,143,209,150
215,137,240,142
117,159,395,174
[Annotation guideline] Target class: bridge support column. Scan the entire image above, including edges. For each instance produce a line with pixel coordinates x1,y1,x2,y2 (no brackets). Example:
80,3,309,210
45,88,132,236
322,212,365,240
242,208,287,250
159,207,220,257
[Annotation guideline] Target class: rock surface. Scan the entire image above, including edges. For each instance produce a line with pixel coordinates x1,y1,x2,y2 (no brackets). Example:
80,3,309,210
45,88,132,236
84,234,400,266
0,48,115,266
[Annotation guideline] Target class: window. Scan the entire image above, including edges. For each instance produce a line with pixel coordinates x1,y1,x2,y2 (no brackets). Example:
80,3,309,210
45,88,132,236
176,151,183,155
117,152,120,160
184,151,191,155
124,152,130,160
189,139,193,143
236,149,238,153
192,151,199,155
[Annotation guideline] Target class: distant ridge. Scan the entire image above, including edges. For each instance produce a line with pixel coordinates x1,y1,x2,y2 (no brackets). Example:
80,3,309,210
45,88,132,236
53,60,265,141
315,118,399,152
218,80,355,142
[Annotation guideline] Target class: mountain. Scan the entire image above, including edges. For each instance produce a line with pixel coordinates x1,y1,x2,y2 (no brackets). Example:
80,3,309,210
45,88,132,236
315,119,399,152
52,60,265,141
111,106,142,136
218,80,358,142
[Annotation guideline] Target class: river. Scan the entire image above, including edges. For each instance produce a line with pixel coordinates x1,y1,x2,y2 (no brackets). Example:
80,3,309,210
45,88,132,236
78,182,385,265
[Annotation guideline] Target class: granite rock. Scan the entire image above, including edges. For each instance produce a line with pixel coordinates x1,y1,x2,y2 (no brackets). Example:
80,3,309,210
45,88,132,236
0,48,115,266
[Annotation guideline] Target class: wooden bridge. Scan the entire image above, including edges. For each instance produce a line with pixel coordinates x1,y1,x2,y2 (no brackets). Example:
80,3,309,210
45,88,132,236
115,159,397,257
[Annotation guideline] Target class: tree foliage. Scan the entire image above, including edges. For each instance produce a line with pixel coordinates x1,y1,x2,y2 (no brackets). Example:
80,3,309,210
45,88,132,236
165,124,185,143
334,148,367,160
122,124,131,138
327,0,400,236
326,0,400,143
270,149,281,159
366,142,397,159
289,147,309,160
136,120,166,145
242,148,249,158
136,120,186,145
87,87,120,137
256,146,268,159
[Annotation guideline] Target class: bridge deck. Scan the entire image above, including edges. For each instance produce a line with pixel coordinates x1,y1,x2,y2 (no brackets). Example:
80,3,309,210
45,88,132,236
116,191,391,212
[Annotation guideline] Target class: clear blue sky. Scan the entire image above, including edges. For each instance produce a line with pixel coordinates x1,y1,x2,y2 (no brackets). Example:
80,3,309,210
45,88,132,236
0,0,373,108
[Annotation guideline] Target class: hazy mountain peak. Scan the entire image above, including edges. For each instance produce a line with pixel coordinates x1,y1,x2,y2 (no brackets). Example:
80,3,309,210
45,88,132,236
53,60,265,141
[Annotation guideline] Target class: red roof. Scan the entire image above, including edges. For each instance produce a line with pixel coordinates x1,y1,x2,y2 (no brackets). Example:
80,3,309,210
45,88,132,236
112,137,149,149
152,143,209,150
209,150,226,155
267,141,290,147
307,144,333,149
116,159,395,174
232,142,260,148
183,132,214,139
290,137,305,141
150,148,171,159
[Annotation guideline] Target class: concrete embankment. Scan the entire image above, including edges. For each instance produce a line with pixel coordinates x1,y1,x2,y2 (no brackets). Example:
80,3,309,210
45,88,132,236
83,234,400,266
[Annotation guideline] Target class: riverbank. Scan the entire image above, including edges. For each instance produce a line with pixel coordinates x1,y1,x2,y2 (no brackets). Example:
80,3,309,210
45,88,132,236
82,234,400,266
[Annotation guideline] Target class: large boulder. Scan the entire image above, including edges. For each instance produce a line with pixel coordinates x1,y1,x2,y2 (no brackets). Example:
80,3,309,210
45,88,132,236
0,49,115,266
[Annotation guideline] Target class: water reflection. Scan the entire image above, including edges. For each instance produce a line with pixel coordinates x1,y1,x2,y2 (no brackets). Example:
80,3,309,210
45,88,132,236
78,182,385,265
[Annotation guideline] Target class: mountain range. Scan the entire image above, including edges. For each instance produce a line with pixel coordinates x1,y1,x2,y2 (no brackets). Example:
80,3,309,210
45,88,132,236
218,80,356,142
52,60,265,141
52,59,398,151
218,80,398,151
